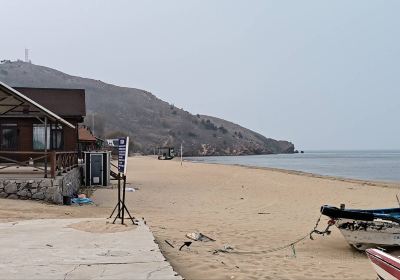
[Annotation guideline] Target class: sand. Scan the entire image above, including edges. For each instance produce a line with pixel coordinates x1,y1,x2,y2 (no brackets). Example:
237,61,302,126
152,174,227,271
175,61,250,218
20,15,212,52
0,195,110,223
1,156,400,279
68,219,137,233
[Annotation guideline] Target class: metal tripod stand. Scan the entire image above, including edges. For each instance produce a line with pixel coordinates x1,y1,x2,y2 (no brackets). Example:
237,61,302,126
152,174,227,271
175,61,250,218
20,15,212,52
109,173,135,225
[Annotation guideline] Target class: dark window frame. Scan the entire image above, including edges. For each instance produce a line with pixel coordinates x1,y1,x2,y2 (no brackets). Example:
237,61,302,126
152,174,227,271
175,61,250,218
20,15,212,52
0,124,18,151
50,125,64,150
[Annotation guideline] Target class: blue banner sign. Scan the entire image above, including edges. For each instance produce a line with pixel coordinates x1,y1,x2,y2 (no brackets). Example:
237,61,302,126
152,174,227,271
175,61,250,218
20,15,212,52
118,137,129,174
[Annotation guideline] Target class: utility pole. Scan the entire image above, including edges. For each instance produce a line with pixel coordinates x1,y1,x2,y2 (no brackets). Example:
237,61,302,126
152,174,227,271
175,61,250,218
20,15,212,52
180,143,183,166
92,113,95,136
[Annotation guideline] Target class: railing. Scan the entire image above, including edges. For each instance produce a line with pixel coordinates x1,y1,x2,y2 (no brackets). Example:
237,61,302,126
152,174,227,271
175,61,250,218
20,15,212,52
0,151,78,178
50,151,78,178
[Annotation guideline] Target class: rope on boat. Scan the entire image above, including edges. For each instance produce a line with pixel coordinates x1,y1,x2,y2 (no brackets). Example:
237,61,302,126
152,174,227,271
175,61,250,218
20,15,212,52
212,214,334,256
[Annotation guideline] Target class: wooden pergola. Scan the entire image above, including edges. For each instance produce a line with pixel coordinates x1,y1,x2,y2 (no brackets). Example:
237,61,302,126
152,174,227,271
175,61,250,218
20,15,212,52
0,81,77,178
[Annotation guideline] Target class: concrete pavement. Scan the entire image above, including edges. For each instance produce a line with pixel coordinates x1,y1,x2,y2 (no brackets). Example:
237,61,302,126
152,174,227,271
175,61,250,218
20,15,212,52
0,218,182,280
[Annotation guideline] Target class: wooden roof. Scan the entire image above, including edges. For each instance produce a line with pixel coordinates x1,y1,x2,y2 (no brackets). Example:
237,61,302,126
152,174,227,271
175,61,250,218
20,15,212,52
78,127,97,142
0,81,75,128
14,87,85,117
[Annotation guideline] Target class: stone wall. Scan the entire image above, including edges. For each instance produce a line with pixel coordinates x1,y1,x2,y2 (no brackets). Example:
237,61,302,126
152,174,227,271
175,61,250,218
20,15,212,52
0,167,82,204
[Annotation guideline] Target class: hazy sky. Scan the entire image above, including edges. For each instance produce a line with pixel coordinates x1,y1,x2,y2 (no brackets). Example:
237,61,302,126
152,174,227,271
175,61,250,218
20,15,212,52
1,0,399,150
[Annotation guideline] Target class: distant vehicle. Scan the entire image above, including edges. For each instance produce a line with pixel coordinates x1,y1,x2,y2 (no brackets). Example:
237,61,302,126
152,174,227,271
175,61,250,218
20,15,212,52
157,147,175,160
105,138,121,158
106,139,120,147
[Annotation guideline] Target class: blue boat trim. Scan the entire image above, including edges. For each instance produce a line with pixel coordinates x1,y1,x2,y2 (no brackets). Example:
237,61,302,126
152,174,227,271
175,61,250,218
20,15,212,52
321,205,400,224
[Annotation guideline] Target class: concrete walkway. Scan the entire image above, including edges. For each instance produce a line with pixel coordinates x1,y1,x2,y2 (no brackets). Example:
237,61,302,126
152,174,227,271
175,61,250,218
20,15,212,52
0,218,182,280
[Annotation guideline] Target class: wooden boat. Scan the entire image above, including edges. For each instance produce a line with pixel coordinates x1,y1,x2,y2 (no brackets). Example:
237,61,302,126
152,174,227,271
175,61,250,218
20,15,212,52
320,205,400,250
366,248,400,279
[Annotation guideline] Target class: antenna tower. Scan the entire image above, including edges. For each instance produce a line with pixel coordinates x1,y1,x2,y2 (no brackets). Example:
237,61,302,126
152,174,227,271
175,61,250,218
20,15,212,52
24,48,30,63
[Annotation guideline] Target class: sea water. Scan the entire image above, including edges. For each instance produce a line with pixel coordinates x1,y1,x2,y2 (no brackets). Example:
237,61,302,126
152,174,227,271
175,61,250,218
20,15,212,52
186,150,400,182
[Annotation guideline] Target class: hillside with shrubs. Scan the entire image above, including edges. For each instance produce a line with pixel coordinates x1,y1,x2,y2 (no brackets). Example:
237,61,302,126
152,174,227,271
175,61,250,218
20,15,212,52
0,61,294,156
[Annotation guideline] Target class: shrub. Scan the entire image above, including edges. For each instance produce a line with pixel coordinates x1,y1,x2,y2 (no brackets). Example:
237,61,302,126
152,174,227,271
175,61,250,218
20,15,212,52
201,119,218,130
218,126,228,134
169,130,176,137
161,121,170,128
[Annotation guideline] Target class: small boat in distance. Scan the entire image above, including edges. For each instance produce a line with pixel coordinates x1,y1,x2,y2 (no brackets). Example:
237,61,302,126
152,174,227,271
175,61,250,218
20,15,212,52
157,147,175,160
320,205,400,250
366,248,400,280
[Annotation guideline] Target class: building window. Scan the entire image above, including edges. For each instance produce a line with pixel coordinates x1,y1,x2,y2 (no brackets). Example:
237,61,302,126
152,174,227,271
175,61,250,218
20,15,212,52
51,125,63,150
33,124,63,150
0,124,18,150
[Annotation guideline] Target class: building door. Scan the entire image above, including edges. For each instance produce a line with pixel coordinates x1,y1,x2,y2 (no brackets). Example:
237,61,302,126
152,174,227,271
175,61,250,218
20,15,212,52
90,154,103,185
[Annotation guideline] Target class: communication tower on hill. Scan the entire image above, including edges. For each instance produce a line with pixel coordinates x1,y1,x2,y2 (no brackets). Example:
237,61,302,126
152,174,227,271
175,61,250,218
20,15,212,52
24,48,31,63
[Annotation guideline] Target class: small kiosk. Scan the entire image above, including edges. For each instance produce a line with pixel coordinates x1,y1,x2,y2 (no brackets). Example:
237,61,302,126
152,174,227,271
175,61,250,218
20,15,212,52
83,151,111,186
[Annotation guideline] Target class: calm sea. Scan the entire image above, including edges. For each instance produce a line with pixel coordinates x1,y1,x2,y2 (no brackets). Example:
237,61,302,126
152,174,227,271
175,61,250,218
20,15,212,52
186,151,400,182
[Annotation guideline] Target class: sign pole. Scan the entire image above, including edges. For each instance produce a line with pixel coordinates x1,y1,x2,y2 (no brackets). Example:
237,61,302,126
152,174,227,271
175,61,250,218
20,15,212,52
117,172,121,217
121,174,126,224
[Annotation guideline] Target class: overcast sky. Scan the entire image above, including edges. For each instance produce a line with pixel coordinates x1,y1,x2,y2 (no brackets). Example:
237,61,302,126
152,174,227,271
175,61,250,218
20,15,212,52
1,0,399,150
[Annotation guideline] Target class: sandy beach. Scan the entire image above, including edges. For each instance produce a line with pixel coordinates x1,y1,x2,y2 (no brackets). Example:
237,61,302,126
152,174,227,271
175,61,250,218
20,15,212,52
1,156,400,279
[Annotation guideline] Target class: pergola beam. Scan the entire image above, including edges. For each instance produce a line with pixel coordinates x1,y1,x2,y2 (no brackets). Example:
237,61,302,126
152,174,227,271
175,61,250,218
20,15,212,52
0,81,75,129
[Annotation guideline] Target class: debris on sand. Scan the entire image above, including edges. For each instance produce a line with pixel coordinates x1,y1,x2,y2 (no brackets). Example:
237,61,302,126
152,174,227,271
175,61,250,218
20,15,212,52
186,232,215,242
165,240,175,248
71,197,93,205
212,245,234,254
179,241,192,251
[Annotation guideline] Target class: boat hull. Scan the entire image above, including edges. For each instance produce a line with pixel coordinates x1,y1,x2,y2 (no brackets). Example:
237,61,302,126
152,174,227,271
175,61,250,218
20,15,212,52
335,218,400,250
336,219,400,250
366,248,400,280
320,205,400,250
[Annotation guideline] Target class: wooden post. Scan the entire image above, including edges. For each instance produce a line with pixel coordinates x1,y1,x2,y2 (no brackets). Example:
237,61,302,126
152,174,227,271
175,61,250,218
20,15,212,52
50,151,56,178
54,121,57,150
44,117,48,178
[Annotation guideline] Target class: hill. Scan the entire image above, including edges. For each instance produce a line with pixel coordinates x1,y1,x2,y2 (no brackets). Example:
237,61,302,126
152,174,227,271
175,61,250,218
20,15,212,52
0,60,294,156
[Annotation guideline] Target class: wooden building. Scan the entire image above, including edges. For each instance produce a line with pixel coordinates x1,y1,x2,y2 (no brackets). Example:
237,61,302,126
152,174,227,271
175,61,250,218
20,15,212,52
0,82,86,178
78,125,101,153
